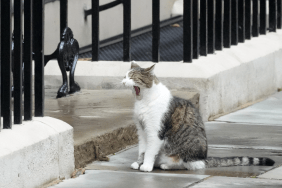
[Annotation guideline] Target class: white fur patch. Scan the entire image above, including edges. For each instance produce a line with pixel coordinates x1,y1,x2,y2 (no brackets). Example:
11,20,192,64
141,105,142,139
253,158,259,165
184,161,206,170
131,162,139,170
160,164,170,170
242,157,249,165
234,158,241,165
122,71,135,87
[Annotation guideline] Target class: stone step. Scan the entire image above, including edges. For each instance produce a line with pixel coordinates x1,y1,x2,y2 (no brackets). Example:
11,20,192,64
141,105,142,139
45,89,199,168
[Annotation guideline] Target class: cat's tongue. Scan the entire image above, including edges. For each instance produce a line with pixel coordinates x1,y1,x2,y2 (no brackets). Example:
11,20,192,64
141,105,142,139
134,86,140,95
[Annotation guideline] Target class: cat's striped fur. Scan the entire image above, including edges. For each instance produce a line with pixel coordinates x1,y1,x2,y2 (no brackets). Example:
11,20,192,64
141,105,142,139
122,62,275,172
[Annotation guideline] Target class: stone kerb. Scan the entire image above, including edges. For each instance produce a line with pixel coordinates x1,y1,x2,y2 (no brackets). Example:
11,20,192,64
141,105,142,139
0,117,74,188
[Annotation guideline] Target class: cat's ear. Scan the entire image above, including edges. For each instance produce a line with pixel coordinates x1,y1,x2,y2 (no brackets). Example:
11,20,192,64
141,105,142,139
144,64,155,74
131,61,140,69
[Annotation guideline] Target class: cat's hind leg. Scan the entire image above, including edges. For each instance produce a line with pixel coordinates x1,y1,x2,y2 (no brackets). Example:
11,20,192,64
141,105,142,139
155,154,186,170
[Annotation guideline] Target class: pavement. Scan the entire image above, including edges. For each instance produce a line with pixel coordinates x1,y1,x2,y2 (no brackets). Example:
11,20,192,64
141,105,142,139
49,91,282,187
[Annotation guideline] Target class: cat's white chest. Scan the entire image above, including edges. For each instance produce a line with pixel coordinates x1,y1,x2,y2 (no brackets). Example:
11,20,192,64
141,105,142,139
133,84,172,129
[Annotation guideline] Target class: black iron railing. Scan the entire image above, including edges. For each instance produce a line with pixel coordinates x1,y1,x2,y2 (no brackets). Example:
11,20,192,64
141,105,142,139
0,0,45,128
1,0,282,130
84,0,131,62
86,0,281,63
0,0,70,130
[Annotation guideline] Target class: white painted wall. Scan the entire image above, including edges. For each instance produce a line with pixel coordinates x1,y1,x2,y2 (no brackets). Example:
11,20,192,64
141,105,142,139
0,117,74,188
44,30,282,122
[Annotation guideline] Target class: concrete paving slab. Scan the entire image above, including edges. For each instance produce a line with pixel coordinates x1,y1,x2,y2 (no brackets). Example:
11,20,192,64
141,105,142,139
192,176,282,188
86,145,282,178
85,118,282,178
50,170,209,188
258,166,282,180
205,122,282,148
215,92,282,125
48,91,282,187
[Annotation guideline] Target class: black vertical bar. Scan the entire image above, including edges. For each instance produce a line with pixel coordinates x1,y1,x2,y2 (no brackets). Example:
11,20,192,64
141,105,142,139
0,0,1,130
245,0,252,39
33,0,44,117
60,0,68,36
14,0,23,124
24,0,33,120
269,0,277,32
215,0,223,50
92,0,99,61
232,0,238,45
208,0,215,54
260,0,267,34
193,0,199,59
200,0,208,56
278,0,282,29
123,0,131,62
224,0,232,48
1,0,12,128
253,0,260,37
152,0,160,62
238,0,245,43
183,0,193,62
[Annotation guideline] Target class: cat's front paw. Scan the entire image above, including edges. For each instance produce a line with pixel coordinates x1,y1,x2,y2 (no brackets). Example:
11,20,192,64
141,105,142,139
140,164,153,172
131,162,139,170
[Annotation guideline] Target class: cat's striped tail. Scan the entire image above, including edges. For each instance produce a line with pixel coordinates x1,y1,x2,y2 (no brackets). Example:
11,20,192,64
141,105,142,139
205,156,275,168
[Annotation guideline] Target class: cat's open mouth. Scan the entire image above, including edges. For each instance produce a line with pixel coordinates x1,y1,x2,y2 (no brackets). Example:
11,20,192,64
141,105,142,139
134,86,140,96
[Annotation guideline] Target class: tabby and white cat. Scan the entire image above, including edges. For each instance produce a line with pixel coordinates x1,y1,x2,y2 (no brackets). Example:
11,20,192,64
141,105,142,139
122,62,275,172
